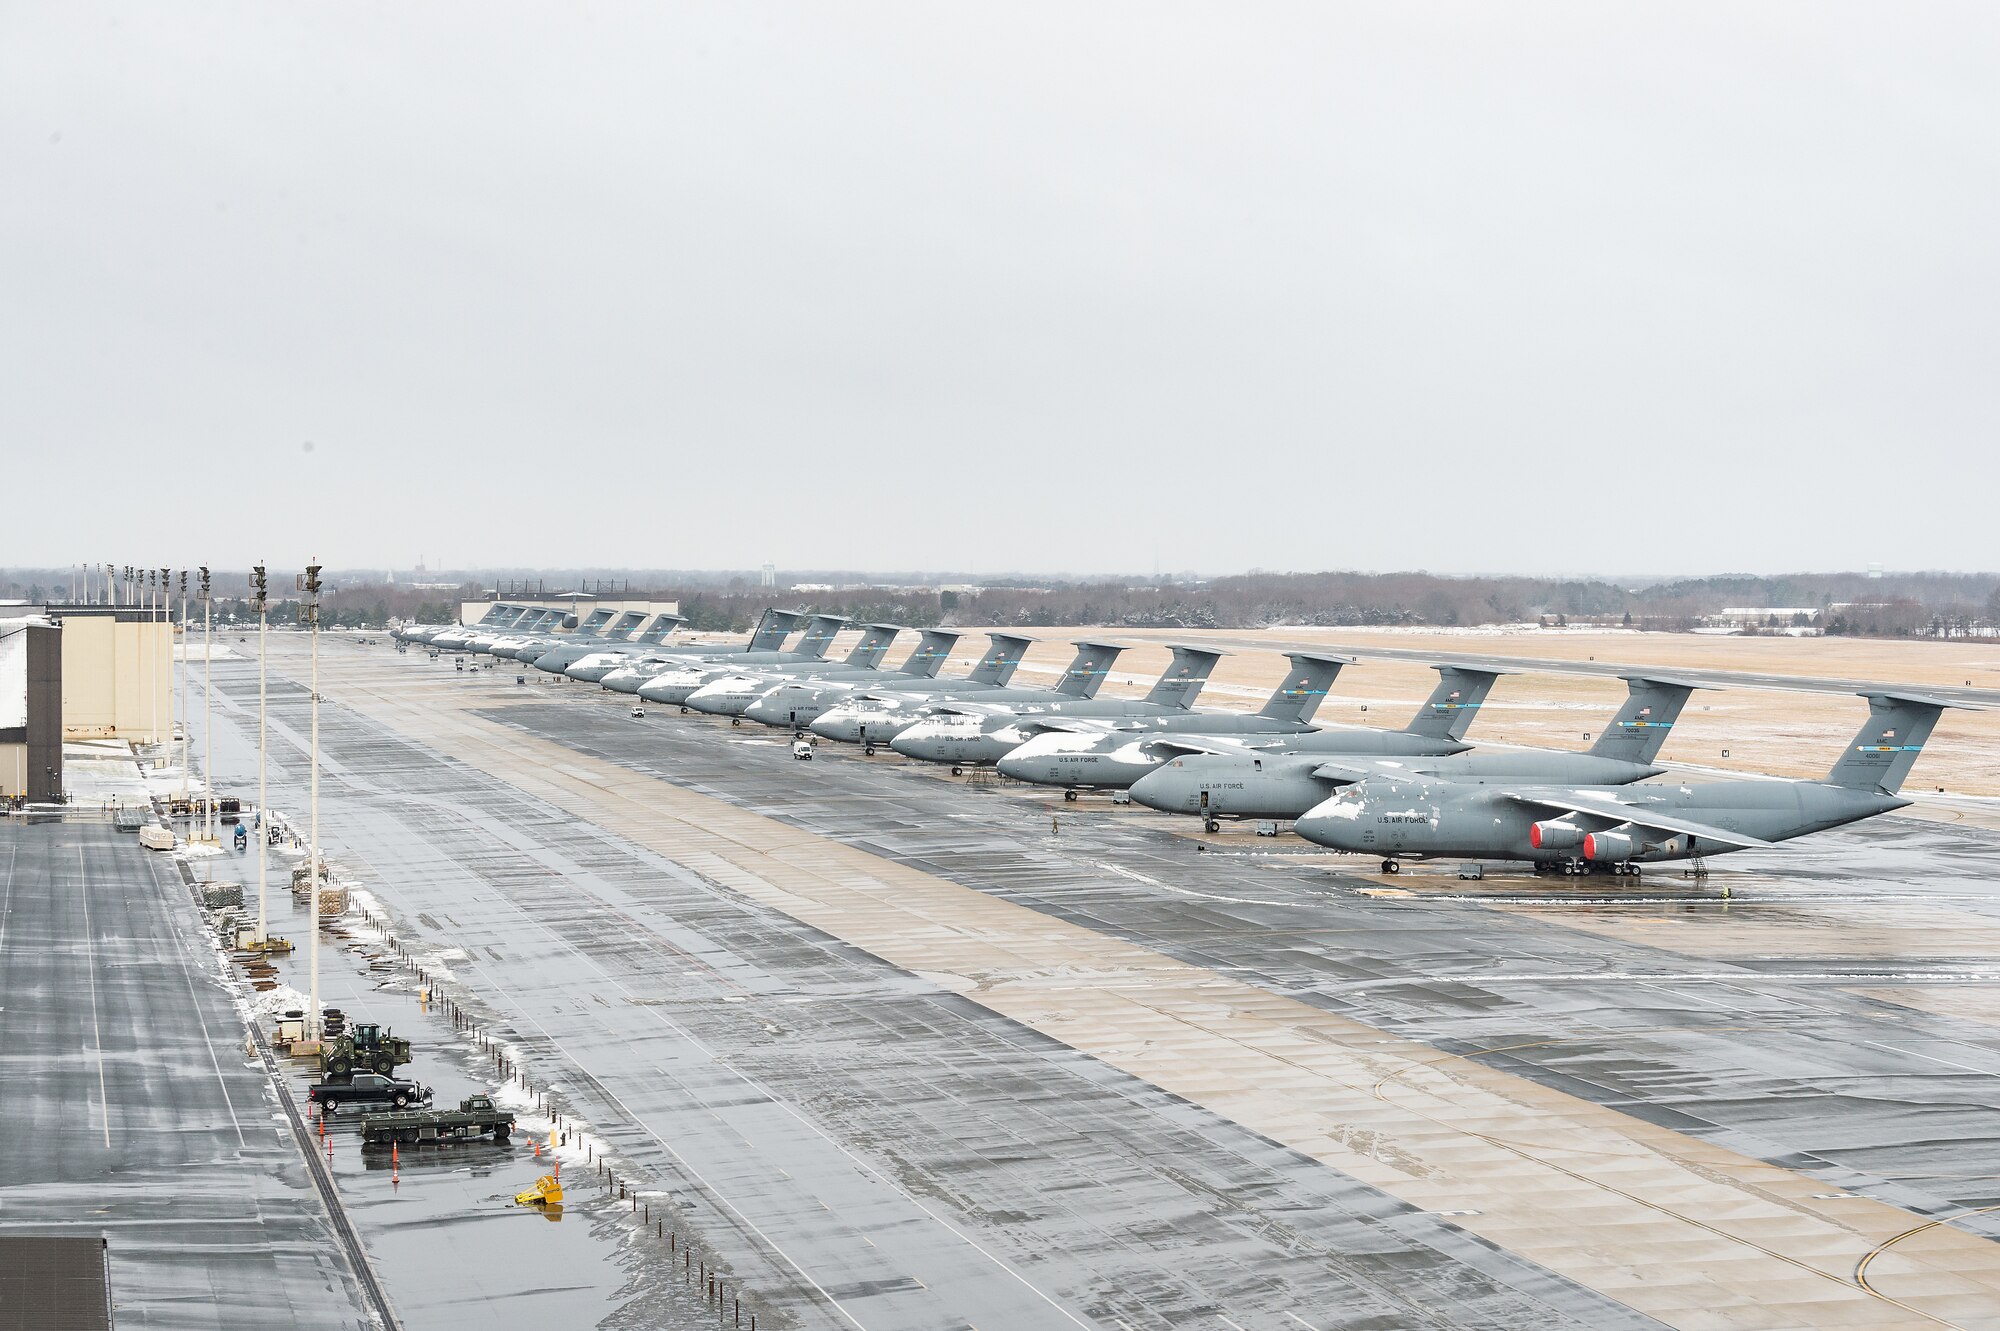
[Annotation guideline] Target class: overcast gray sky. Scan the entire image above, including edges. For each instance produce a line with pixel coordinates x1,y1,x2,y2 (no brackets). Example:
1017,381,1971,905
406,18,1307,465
6,3,1997,577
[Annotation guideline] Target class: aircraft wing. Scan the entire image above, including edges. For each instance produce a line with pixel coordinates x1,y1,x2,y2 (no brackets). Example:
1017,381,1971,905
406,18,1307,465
1143,736,1286,759
1501,793,1777,849
1308,760,1423,786
928,701,1010,718
1015,717,1108,736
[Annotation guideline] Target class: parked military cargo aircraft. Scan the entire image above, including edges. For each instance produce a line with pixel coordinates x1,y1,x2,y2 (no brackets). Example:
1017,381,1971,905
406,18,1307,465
1292,691,1962,875
1128,674,1695,829
889,645,1227,767
698,630,965,727
743,632,1032,732
684,624,919,716
636,615,848,706
991,652,1350,794
591,609,806,691
810,639,1121,750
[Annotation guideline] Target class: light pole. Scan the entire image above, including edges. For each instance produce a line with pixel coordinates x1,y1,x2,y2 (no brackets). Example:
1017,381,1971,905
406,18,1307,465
200,566,214,845
303,560,323,1041
252,564,268,944
140,568,154,747
174,568,189,834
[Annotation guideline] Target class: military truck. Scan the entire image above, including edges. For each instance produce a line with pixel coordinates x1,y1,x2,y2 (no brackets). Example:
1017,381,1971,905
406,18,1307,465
360,1094,514,1146
318,1022,413,1078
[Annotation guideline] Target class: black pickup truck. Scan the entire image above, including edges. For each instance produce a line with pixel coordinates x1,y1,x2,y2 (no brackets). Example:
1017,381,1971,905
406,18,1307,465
307,1073,431,1114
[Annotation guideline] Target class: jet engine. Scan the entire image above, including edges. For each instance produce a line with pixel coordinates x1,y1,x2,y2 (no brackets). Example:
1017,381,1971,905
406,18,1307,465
1582,828,1638,861
1529,820,1584,850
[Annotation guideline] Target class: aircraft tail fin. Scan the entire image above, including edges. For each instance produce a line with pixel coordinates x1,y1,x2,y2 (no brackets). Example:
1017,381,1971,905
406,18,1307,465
967,634,1034,685
1257,653,1351,723
746,609,804,652
1585,675,1704,763
898,630,960,678
634,614,686,646
1823,691,1964,793
1057,641,1125,698
842,623,901,668
1141,646,1225,709
792,615,847,660
1402,666,1505,741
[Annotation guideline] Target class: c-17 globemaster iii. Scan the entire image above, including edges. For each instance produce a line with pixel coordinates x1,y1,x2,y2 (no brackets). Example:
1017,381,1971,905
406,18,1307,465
1292,691,1965,876
1127,673,1697,829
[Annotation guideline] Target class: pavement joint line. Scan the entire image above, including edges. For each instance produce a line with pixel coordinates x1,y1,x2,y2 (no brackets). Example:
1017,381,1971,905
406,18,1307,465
161,855,250,1150
77,847,112,1149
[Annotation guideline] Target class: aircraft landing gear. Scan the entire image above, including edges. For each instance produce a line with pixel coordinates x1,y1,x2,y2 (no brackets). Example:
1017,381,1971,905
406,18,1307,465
1063,790,1078,802
730,717,741,727
863,744,876,756
679,705,690,714
1204,818,1220,834
950,766,964,777
1380,858,1400,875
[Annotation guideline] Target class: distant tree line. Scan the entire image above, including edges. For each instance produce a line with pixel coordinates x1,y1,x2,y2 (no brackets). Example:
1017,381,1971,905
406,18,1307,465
6,568,1998,640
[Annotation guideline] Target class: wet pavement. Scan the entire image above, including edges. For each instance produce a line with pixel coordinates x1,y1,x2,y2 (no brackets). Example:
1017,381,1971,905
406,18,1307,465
176,635,2000,1329
185,823,721,1331
0,820,373,1330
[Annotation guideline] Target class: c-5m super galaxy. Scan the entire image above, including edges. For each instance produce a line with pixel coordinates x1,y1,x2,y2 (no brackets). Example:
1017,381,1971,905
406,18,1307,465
431,605,559,652
742,632,1032,732
683,624,931,718
974,660,1499,793
395,603,526,647
890,645,1228,769
1292,690,1965,876
591,609,806,692
810,639,1121,752
990,652,1349,796
494,606,625,661
533,613,686,674
636,614,849,706
471,606,607,658
1127,674,1696,830
695,630,968,728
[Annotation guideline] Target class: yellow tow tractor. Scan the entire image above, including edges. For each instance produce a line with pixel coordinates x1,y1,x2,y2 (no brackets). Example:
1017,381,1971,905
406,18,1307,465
515,1173,563,1209
234,927,295,955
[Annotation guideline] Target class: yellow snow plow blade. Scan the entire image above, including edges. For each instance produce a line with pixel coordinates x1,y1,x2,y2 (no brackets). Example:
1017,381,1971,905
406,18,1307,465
515,1174,563,1207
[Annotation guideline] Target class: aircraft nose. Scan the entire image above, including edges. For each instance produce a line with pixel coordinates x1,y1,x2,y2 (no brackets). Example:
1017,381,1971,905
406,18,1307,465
1292,799,1364,850
889,727,938,760
994,753,1043,783
1126,768,1186,813
809,713,851,741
